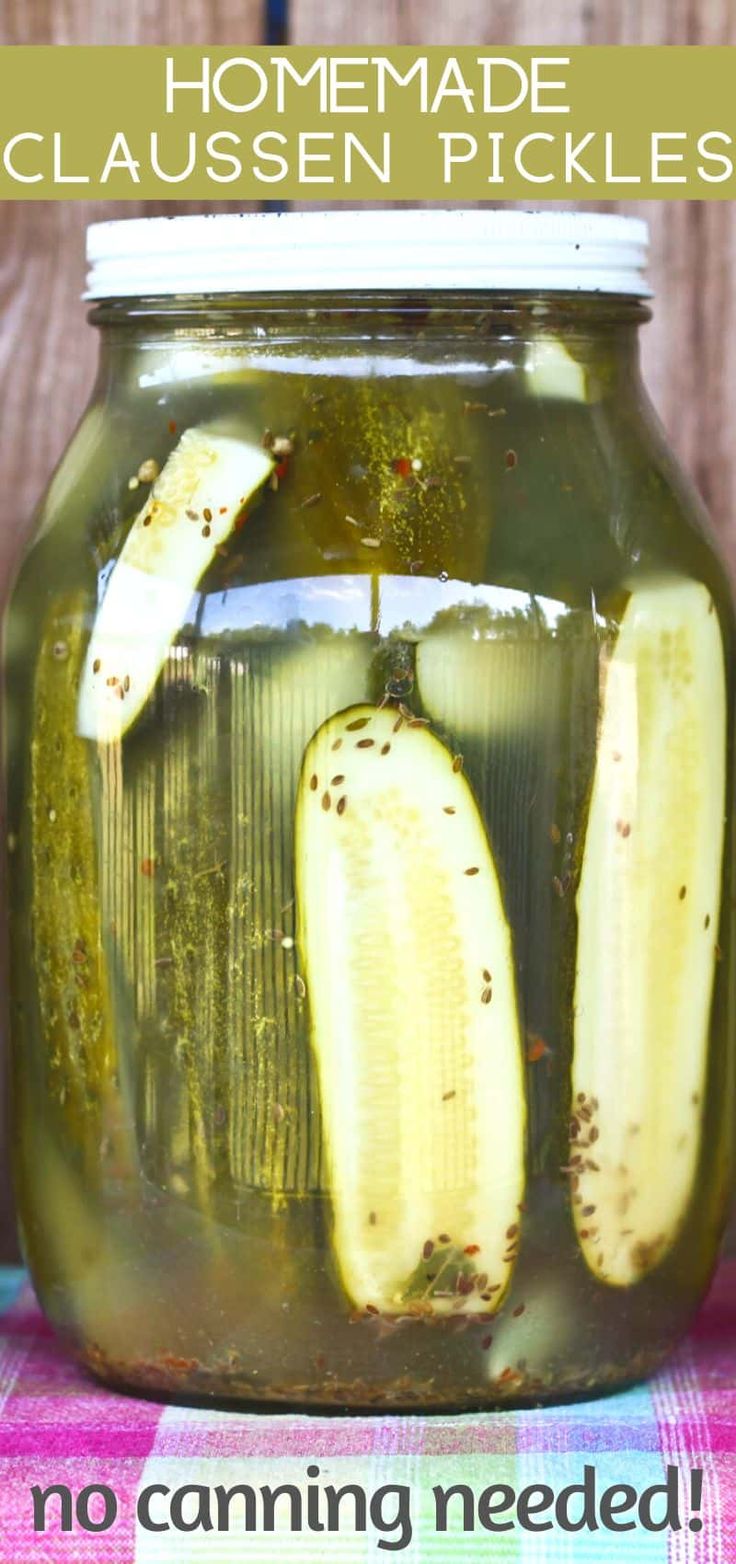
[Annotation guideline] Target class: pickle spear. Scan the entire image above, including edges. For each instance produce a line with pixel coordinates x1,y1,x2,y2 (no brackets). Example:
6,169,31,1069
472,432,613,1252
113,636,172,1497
572,578,726,1285
77,426,273,743
296,704,525,1315
31,596,114,1151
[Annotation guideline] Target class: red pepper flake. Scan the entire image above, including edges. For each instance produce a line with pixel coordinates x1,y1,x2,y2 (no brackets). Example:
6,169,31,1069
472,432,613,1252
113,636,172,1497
526,1034,549,1063
505,449,518,470
219,506,227,515
140,858,156,878
512,1303,525,1317
275,460,289,480
168,419,177,435
392,457,412,478
234,511,248,532
464,1244,480,1256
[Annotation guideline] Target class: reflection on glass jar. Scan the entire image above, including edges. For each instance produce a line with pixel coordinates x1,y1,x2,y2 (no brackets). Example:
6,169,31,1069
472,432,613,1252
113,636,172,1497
4,211,734,1408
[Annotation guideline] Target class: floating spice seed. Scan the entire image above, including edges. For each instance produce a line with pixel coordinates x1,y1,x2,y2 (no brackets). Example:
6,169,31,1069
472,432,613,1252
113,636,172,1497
505,449,518,470
346,717,370,731
438,1233,451,1245
452,754,463,773
309,774,318,790
331,738,343,752
137,457,160,484
481,986,493,1005
679,885,687,900
442,1089,456,1101
393,716,404,733
356,738,375,749
365,1304,379,1316
457,1275,474,1296
300,492,322,509
589,1126,599,1142
705,914,711,929
443,806,456,815
465,866,480,877
92,658,101,673
506,1224,519,1240
423,1240,434,1260
369,1212,377,1226
380,743,391,756
336,796,347,816
331,774,345,786
526,1034,549,1063
294,975,306,999
321,792,331,811
202,525,211,538
512,1303,525,1317
186,508,199,520
408,718,430,728
168,419,177,435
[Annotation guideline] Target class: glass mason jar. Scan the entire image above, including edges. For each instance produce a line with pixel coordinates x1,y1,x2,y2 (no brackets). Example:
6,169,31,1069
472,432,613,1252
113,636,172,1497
4,211,734,1410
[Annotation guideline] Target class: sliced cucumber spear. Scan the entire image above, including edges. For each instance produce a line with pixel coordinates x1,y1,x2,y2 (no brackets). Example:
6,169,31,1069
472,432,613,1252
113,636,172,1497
296,705,525,1316
572,578,726,1286
77,427,273,743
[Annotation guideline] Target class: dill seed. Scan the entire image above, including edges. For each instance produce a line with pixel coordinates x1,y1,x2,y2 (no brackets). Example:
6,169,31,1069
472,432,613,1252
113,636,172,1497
442,1089,456,1101
582,1204,596,1217
186,509,199,520
465,866,480,876
705,914,711,929
409,717,430,728
356,738,375,748
512,1303,525,1317
482,968,491,982
331,774,345,785
321,792,331,811
481,986,493,1005
309,774,318,790
381,743,391,755
506,1224,519,1239
369,1212,377,1226
589,1126,599,1142
202,524,211,538
679,885,687,900
92,659,101,674
365,1304,379,1316
331,738,343,751
393,716,404,733
443,806,456,815
438,1233,451,1245
452,754,463,773
337,796,347,815
294,975,306,999
423,1240,434,1260
346,717,370,731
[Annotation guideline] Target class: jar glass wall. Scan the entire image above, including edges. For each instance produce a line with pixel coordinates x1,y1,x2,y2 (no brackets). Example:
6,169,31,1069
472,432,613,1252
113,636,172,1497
4,269,734,1408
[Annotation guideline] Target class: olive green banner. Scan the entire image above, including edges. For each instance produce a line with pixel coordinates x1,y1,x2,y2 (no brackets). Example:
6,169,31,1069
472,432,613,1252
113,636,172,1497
0,46,735,200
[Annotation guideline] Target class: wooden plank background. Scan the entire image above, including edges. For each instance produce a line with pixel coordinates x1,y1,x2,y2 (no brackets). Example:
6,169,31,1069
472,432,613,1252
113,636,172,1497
0,7,735,1259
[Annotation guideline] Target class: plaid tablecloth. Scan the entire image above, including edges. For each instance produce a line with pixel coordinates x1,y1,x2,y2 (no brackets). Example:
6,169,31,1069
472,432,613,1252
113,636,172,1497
0,1262,734,1563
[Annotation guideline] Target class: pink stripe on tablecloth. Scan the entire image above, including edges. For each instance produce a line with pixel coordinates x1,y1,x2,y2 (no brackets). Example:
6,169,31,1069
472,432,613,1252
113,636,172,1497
0,1285,163,1563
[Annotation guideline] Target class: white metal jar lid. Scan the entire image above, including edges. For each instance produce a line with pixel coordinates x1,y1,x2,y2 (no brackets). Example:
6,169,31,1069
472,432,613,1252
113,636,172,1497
85,209,651,300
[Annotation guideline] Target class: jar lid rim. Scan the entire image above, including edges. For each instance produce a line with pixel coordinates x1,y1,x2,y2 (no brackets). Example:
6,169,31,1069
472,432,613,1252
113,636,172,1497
85,208,651,300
